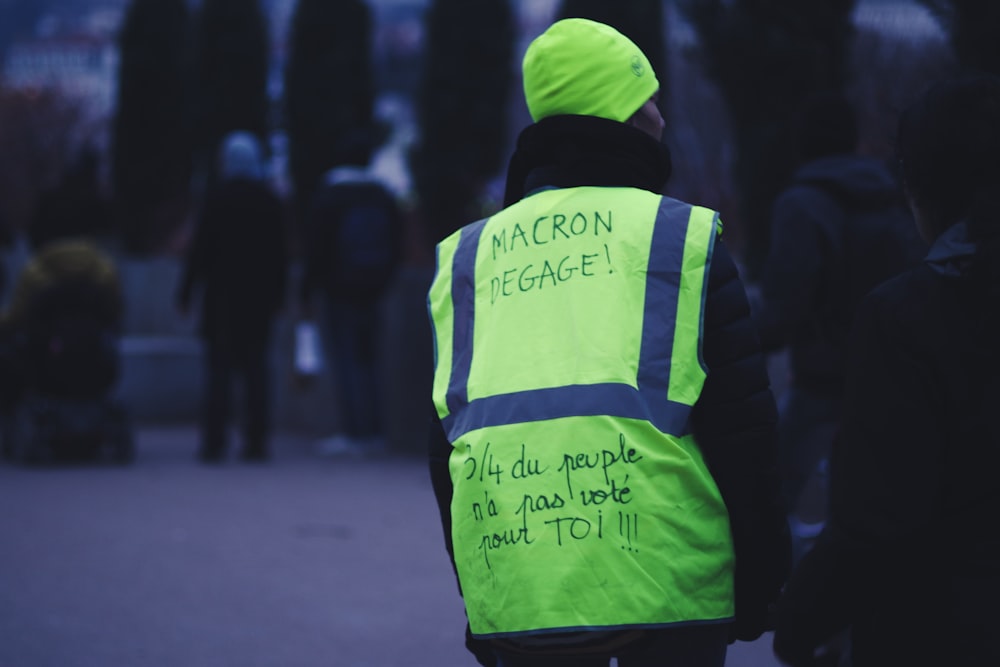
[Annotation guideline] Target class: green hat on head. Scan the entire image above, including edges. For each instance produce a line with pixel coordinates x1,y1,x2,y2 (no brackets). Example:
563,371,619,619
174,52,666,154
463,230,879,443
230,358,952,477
522,18,659,124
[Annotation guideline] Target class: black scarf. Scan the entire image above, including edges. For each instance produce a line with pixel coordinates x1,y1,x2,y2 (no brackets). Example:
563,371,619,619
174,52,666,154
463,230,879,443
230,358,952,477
502,115,673,206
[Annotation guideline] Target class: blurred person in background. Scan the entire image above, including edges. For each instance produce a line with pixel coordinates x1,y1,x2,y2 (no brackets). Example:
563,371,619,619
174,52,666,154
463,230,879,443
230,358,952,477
6,147,120,332
752,92,925,560
0,149,125,460
177,130,288,463
773,74,1000,667
297,133,403,457
427,18,789,667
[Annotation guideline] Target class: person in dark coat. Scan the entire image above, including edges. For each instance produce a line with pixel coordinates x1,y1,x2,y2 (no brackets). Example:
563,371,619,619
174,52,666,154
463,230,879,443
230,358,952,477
752,93,925,555
772,74,1000,667
429,18,789,667
177,131,289,462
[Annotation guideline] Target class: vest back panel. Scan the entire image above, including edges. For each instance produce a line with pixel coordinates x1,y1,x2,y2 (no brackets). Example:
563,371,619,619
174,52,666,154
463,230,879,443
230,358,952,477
428,187,733,636
450,416,733,636
469,187,656,400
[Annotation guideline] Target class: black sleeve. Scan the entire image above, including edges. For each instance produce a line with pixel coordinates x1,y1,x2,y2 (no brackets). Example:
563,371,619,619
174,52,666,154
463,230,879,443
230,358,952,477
177,193,217,309
427,410,459,581
428,412,495,667
691,239,791,642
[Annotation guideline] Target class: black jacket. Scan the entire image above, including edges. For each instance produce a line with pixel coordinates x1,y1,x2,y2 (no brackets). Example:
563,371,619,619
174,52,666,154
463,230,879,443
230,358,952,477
773,222,1000,666
428,115,790,647
178,179,288,345
754,154,925,392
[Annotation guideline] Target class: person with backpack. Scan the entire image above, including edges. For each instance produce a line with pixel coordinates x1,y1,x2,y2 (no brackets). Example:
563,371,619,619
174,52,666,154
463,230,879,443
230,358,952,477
752,92,926,559
298,134,403,457
773,73,1000,667
177,130,289,463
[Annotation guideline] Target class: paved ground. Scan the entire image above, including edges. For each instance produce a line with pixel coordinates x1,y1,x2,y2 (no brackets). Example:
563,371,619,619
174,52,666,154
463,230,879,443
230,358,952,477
0,426,784,667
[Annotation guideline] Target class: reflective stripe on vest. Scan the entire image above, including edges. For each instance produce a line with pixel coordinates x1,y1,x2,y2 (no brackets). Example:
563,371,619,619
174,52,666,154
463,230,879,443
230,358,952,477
428,187,733,637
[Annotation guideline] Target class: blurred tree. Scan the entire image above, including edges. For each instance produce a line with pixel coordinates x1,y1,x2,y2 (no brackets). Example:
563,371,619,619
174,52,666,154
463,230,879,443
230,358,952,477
0,88,80,237
678,0,856,278
410,0,514,247
919,0,1000,76
112,0,194,255
285,0,376,234
193,0,271,185
557,0,668,118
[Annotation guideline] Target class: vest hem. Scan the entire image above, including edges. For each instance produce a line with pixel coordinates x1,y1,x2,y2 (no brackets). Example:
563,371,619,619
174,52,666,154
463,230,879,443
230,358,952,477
482,617,734,655
475,615,734,640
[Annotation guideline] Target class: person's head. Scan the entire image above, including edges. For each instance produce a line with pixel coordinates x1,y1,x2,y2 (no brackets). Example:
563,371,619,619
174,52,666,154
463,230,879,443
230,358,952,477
792,91,859,163
521,18,664,140
896,74,1000,243
218,130,266,182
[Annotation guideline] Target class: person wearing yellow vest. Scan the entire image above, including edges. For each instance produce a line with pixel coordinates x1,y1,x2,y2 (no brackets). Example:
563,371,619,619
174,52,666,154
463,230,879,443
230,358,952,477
427,18,790,667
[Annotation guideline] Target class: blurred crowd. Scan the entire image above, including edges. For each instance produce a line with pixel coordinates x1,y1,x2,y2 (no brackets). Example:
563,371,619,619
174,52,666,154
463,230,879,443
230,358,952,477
0,126,404,466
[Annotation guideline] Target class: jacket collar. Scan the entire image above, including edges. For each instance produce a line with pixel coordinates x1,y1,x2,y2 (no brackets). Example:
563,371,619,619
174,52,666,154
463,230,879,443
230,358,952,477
503,115,672,206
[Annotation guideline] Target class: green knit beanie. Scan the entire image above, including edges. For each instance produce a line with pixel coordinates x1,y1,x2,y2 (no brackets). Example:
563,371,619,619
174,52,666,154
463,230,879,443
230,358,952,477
522,18,659,124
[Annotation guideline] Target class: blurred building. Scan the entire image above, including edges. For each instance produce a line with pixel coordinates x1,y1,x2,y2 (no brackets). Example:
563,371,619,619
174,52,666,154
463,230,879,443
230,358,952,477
1,4,124,165
3,32,118,119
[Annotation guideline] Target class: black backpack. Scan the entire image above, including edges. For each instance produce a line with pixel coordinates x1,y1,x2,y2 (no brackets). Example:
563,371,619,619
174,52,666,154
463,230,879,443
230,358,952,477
338,202,396,274
330,186,401,296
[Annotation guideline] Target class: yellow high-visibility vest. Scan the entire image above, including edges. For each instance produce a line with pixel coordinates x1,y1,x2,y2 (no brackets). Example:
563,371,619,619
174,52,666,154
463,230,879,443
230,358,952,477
429,186,734,638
